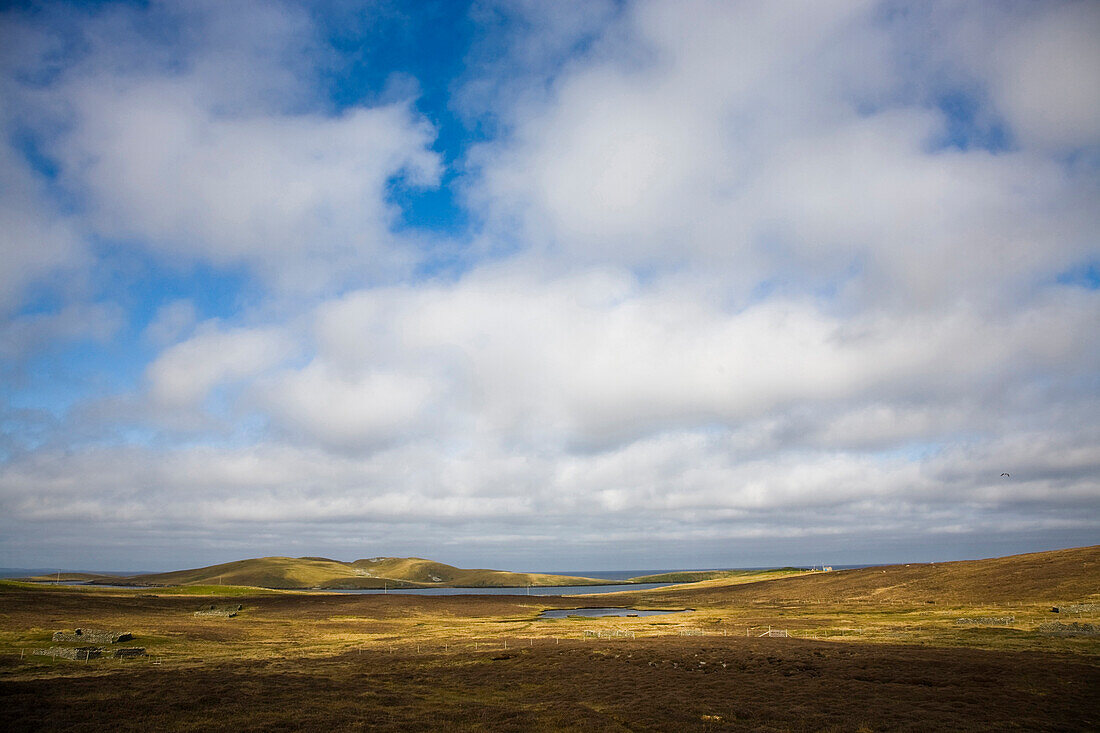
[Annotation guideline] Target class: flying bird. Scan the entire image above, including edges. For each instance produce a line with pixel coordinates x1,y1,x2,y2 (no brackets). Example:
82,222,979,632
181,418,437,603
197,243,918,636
1001,473,1010,477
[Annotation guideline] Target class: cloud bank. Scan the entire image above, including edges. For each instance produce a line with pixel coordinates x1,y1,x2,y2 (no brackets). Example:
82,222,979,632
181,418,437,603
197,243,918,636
1,0,1097,570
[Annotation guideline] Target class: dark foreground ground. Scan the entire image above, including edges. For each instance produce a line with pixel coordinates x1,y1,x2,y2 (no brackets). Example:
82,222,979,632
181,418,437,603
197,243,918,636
2,636,1097,732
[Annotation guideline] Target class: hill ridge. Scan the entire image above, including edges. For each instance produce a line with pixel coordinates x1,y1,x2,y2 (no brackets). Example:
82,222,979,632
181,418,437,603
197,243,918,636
639,544,1100,606
81,556,621,590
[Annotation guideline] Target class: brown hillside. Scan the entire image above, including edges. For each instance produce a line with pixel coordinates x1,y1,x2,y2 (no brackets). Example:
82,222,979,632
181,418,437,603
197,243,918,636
93,556,612,589
641,545,1100,607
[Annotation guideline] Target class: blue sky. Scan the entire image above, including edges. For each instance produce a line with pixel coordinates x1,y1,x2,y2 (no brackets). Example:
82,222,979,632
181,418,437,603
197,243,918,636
1,0,1098,572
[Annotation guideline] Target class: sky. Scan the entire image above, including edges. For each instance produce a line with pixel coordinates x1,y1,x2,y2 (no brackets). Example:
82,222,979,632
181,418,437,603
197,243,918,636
0,0,1098,573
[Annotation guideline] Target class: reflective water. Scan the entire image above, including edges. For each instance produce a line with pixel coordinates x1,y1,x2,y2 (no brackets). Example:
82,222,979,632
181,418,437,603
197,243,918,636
319,582,678,596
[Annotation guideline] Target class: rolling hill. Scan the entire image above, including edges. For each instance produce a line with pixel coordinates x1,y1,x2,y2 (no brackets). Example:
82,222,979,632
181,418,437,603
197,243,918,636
630,544,1100,606
85,556,618,590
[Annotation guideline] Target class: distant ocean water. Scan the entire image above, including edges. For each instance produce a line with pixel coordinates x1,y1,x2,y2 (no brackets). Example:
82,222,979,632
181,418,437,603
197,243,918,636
0,568,142,578
547,569,723,580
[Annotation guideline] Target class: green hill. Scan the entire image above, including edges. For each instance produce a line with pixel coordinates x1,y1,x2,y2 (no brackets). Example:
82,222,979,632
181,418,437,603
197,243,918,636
90,556,619,590
629,545,1100,606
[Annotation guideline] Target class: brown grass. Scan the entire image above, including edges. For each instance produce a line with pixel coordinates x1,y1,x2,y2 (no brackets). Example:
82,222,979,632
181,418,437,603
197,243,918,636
2,636,1097,731
85,556,617,590
1,545,1098,730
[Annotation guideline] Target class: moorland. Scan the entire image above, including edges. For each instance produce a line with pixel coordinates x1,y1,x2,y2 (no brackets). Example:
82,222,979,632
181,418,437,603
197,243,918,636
2,545,1098,731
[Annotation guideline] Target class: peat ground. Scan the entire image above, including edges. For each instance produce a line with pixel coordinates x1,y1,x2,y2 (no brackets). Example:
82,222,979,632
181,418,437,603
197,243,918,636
2,636,1097,732
2,546,1098,730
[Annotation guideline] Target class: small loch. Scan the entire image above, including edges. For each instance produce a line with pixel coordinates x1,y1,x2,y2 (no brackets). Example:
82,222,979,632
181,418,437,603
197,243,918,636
539,607,689,619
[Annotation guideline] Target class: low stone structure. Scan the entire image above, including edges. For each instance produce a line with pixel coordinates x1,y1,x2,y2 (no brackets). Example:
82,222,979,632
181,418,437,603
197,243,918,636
33,645,145,661
194,603,243,618
34,646,101,660
52,629,132,644
1038,621,1099,637
583,629,636,639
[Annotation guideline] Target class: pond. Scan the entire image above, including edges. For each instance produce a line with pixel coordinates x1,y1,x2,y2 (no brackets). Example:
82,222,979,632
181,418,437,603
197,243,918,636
538,607,690,619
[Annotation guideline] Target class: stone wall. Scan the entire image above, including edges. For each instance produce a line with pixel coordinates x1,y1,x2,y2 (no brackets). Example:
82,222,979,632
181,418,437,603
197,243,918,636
1038,621,1099,636
52,629,132,644
34,646,101,660
194,603,242,618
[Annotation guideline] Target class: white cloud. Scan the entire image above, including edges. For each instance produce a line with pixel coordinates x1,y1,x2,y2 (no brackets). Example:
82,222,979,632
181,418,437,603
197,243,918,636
4,0,442,294
471,0,1099,309
146,321,294,408
55,85,439,290
988,1,1100,149
143,300,198,346
302,268,1098,448
0,142,86,314
258,361,438,450
1,0,1097,568
0,302,123,360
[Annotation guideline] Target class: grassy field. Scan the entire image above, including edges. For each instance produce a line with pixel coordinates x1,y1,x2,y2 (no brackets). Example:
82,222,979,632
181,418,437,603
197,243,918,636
2,546,1098,730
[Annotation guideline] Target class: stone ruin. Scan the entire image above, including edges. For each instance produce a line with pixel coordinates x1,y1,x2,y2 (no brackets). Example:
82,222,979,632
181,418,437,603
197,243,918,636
194,603,243,618
52,628,133,644
33,646,146,660
582,629,635,639
34,646,102,660
34,628,144,661
1038,621,1100,637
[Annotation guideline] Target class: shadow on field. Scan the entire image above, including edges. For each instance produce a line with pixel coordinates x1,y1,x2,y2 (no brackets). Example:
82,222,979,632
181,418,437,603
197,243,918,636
3,636,1097,732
